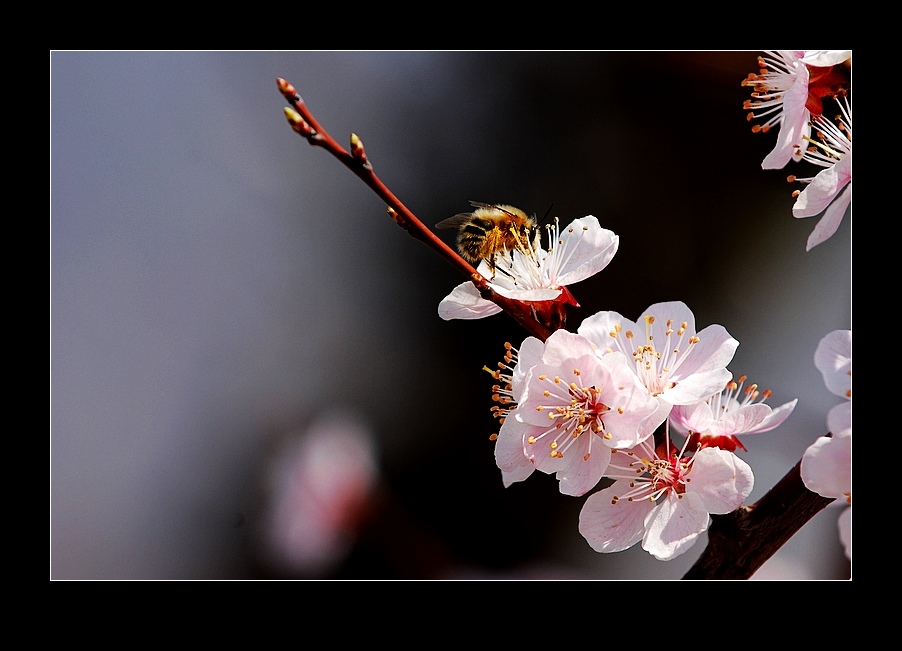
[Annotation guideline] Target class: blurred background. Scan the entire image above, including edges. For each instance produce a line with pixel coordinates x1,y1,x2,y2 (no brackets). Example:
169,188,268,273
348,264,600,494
51,51,851,580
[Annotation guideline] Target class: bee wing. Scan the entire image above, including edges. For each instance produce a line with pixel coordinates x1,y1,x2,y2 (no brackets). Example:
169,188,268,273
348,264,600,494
436,213,474,229
468,200,495,210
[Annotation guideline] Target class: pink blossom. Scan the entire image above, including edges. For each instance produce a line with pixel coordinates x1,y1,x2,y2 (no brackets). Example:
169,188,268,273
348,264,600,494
801,328,851,561
742,50,850,170
579,438,754,561
792,97,851,250
492,329,659,496
438,215,618,321
258,413,379,576
577,300,739,440
670,374,797,452
814,329,852,406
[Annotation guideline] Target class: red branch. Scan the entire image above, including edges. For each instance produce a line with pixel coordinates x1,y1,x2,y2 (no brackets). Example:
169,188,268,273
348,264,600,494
276,78,551,342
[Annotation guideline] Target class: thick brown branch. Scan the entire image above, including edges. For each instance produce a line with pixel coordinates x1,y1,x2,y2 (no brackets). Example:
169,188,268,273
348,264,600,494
277,78,551,342
683,456,835,580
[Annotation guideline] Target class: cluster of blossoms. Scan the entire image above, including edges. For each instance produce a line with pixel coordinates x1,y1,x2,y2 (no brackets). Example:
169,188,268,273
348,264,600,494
434,51,851,564
439,215,800,560
480,298,797,560
742,50,851,251
743,51,852,565
278,51,851,576
801,330,852,559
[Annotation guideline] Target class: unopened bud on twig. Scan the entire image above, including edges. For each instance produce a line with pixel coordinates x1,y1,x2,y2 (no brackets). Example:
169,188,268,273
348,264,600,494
350,133,369,165
283,107,314,137
276,78,300,103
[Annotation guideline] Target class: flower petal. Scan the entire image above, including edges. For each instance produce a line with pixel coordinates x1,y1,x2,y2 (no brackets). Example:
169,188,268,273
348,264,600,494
801,434,851,499
555,443,612,497
437,282,501,320
669,400,715,435
804,184,851,250
688,447,754,514
793,155,851,218
577,309,633,354
511,336,545,399
579,482,652,553
553,216,620,285
838,507,851,560
741,398,798,435
541,329,598,365
762,64,811,170
494,417,536,487
641,492,709,561
828,401,851,437
800,50,851,66
814,329,852,398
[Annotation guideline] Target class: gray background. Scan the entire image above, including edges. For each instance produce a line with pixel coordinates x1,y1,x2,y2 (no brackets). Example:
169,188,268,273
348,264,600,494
51,51,851,580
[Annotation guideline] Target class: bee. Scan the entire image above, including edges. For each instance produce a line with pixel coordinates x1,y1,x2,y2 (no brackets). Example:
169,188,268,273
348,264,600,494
436,201,539,274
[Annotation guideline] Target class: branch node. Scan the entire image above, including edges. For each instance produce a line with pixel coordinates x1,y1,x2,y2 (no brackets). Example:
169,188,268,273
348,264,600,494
387,206,410,231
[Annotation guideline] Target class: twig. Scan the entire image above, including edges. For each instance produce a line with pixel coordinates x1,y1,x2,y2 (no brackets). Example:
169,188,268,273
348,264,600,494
276,78,552,342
